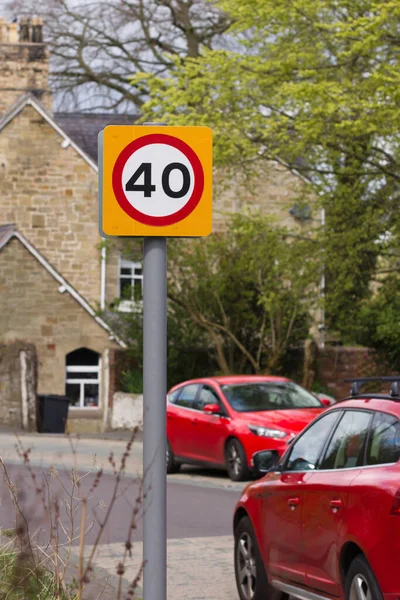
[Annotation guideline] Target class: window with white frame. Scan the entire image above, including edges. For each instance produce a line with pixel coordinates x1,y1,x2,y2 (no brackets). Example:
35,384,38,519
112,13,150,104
65,348,101,408
119,257,143,309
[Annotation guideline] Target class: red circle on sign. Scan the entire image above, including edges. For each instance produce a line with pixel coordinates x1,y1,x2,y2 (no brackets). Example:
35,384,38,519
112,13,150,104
112,133,204,226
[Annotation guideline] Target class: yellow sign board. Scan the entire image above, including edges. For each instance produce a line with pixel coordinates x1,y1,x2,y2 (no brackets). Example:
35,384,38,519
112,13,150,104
99,125,212,237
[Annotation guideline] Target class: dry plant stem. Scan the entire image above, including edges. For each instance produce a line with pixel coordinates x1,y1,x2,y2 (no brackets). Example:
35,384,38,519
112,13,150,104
81,428,139,583
13,436,91,598
3,431,144,599
116,478,144,600
0,458,35,561
53,498,62,600
78,496,87,600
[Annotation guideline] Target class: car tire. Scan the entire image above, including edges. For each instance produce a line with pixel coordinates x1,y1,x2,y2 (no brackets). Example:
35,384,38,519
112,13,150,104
345,555,383,600
234,516,272,600
166,440,180,474
225,438,251,481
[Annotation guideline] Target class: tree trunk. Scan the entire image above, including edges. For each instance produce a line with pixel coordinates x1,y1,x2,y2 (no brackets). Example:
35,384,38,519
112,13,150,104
302,338,318,389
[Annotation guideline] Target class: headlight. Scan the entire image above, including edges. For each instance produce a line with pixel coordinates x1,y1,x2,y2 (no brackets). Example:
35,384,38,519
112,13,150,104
248,425,287,439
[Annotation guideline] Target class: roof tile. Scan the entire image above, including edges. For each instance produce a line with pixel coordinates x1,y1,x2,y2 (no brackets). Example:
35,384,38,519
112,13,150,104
54,113,137,163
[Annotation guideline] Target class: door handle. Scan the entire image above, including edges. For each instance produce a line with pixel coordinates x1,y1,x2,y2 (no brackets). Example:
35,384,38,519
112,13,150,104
288,497,300,510
330,499,342,512
167,413,174,419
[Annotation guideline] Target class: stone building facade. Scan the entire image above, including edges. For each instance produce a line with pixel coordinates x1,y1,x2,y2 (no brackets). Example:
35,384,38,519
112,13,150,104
0,16,315,432
0,227,123,432
0,340,37,431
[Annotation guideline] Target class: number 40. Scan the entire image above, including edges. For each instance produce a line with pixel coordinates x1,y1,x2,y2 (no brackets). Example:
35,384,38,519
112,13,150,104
125,162,191,199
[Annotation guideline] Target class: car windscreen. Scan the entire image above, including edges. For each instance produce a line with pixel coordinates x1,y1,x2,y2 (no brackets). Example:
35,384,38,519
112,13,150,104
220,382,322,412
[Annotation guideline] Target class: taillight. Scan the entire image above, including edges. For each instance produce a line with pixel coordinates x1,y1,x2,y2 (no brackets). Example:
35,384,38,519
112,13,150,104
391,490,400,515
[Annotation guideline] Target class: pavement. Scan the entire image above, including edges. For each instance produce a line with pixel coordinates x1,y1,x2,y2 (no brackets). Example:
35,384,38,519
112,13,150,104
70,536,236,599
0,427,244,599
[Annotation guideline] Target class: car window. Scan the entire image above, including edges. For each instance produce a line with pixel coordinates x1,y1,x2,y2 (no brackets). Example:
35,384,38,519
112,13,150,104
174,384,199,409
366,412,400,466
168,388,181,403
197,386,222,411
285,411,340,471
320,410,372,470
220,381,321,412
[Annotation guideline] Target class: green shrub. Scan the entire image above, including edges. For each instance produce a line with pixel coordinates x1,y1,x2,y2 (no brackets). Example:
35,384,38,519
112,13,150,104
0,548,67,599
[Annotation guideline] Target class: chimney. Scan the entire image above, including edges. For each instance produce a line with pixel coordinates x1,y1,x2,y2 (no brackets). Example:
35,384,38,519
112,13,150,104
19,16,30,42
8,21,18,43
32,16,44,43
0,16,52,115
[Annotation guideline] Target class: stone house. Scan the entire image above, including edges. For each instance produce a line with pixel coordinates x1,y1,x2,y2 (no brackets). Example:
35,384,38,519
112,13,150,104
0,17,316,432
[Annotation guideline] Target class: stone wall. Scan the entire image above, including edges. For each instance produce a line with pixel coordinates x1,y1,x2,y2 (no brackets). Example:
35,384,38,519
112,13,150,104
0,237,119,428
0,341,37,430
286,344,378,400
316,346,376,400
0,105,102,304
110,392,143,431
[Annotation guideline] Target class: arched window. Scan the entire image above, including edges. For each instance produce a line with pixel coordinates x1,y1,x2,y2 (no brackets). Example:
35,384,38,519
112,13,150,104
66,348,100,408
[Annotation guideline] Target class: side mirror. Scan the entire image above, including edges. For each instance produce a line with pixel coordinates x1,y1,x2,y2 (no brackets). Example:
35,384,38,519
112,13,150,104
320,398,331,408
203,403,221,415
253,450,280,477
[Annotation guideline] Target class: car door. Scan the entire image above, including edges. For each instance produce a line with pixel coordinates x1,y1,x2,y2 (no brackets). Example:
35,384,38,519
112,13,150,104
346,411,400,594
262,410,340,586
302,409,373,596
167,383,200,458
189,384,231,464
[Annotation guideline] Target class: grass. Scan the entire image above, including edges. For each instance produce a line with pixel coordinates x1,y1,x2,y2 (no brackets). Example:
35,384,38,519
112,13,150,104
0,547,69,599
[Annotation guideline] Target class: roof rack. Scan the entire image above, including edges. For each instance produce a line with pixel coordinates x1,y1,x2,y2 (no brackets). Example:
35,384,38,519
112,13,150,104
344,377,400,400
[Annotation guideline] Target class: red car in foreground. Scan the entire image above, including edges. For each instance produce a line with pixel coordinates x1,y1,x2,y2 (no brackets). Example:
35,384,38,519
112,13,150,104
233,376,400,600
166,375,326,481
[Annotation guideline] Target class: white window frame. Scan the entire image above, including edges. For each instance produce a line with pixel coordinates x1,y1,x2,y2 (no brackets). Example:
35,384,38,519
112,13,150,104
118,256,143,313
66,361,101,409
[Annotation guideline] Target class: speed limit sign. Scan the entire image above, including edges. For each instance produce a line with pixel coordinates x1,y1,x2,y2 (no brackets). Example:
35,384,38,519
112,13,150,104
99,125,212,237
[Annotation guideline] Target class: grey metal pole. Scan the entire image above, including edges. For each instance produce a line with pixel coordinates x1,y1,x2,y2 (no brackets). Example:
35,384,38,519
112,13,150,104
143,236,167,600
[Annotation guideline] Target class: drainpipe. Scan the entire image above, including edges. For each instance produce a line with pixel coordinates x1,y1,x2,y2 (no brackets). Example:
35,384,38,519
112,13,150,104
100,245,106,310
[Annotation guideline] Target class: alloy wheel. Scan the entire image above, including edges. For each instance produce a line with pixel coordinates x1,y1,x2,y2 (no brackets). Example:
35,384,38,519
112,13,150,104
349,574,372,600
228,443,242,477
236,532,257,600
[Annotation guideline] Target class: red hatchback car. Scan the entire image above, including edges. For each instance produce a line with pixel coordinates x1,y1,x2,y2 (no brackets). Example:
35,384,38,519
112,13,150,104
233,377,400,600
166,375,326,481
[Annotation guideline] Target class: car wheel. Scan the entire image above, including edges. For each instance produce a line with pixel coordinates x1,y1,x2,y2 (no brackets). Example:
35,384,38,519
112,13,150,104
345,555,383,600
234,516,270,600
225,438,251,481
166,440,180,474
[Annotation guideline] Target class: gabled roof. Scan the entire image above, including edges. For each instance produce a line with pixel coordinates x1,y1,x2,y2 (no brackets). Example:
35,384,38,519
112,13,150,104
0,224,126,348
0,94,98,171
55,112,137,163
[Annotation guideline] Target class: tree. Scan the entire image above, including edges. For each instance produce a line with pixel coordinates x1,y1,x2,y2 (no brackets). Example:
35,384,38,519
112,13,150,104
356,275,400,372
142,0,400,339
111,301,213,392
108,215,319,378
166,214,320,374
8,0,231,111
13,0,400,348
